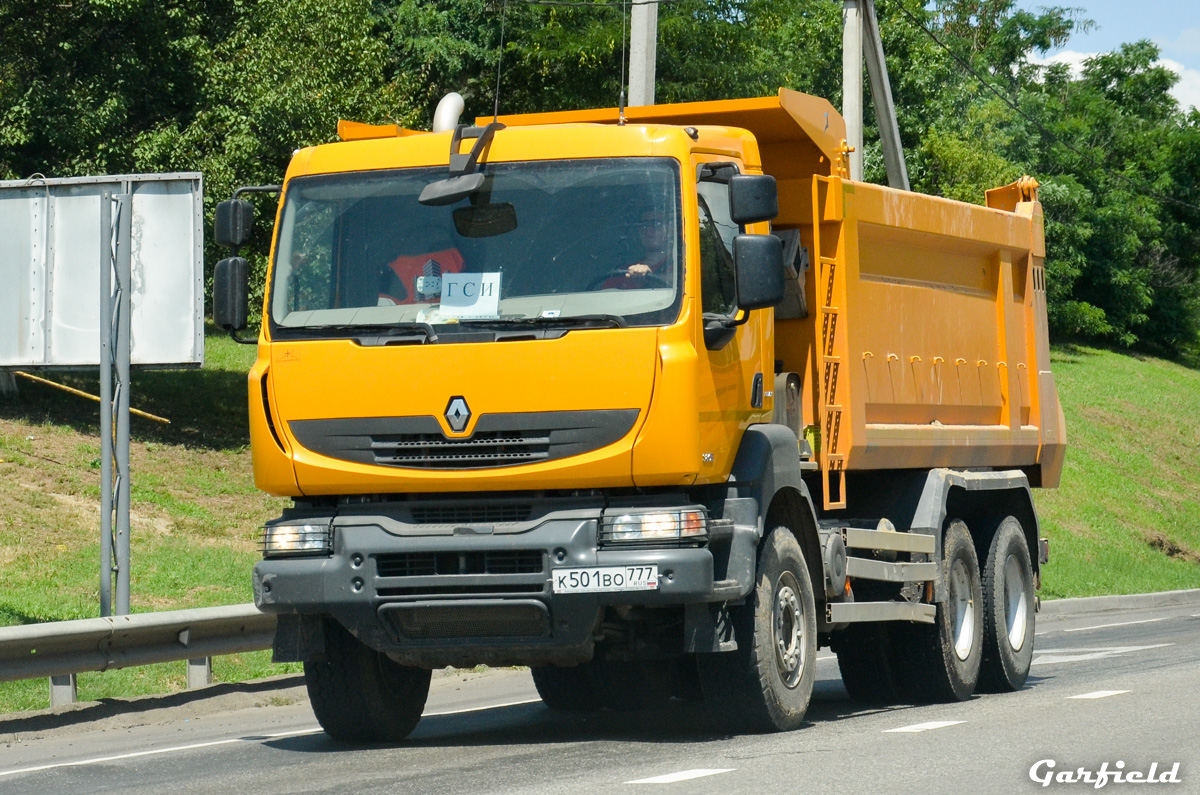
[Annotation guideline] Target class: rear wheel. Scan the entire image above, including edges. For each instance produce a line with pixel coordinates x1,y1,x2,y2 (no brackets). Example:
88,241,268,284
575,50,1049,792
698,526,817,732
834,622,904,704
978,517,1035,692
894,520,983,702
304,620,431,743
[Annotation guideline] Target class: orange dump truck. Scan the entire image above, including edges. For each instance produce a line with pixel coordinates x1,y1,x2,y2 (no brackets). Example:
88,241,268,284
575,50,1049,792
212,87,1065,741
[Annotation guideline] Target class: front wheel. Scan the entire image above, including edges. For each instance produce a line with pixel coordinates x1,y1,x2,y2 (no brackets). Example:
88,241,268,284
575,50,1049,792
530,663,601,712
304,620,431,743
978,517,1036,692
698,526,817,732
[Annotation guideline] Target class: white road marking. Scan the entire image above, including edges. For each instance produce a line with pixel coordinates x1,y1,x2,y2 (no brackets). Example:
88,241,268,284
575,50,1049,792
883,720,965,733
1063,617,1169,633
424,697,542,717
628,769,736,784
1067,690,1130,700
0,699,539,779
817,655,835,661
1031,643,1174,665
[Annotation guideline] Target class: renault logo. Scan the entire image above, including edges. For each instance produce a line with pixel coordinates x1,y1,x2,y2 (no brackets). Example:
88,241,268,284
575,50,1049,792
444,396,471,433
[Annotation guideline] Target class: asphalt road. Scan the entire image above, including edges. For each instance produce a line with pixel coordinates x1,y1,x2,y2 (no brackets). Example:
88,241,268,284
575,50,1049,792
2,598,1199,794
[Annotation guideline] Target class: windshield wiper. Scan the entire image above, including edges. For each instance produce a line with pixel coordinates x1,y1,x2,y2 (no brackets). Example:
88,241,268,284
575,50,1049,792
304,322,439,343
510,314,628,329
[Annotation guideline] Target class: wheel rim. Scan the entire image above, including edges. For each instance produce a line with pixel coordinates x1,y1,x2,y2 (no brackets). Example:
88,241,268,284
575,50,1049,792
773,572,806,689
1003,553,1030,652
950,558,976,661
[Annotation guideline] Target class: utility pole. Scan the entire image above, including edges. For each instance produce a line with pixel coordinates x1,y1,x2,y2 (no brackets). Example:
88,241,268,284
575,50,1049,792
862,0,910,190
843,0,909,189
628,0,658,107
842,0,864,181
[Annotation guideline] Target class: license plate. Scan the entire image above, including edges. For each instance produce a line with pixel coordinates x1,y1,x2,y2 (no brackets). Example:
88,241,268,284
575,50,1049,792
551,565,659,593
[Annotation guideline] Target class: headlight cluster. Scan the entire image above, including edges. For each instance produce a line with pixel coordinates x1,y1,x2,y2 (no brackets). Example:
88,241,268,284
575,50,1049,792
260,522,332,558
600,508,707,545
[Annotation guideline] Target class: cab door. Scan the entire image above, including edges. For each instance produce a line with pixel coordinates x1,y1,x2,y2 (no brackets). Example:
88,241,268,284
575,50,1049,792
691,156,773,484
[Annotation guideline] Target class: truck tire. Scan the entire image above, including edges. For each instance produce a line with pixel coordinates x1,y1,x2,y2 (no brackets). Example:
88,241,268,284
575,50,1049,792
833,622,903,704
533,659,685,712
304,620,431,743
697,526,817,732
530,664,601,712
978,517,1035,692
894,519,983,702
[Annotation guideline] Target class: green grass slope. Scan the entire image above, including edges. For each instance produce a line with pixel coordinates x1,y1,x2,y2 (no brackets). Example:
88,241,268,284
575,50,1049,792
1035,345,1200,598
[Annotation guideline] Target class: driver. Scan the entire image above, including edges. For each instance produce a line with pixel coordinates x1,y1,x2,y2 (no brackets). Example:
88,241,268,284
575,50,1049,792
599,208,671,289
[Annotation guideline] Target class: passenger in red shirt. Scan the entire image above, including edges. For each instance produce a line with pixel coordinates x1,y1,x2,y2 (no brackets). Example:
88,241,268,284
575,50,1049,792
378,247,464,305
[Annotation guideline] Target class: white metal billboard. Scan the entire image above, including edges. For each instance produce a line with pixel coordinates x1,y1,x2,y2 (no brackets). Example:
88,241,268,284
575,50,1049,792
0,173,204,368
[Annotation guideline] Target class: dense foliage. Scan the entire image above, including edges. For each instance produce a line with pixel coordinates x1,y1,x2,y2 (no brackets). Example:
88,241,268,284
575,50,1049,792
1,0,1197,355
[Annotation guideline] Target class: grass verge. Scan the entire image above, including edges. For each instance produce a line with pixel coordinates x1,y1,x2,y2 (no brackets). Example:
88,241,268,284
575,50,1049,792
1034,345,1200,598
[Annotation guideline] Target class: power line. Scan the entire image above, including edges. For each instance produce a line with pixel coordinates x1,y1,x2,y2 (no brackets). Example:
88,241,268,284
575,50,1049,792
891,0,1200,214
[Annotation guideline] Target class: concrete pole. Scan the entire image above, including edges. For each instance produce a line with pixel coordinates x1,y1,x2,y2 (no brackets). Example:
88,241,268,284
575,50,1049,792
842,0,864,181
628,0,659,107
862,0,910,190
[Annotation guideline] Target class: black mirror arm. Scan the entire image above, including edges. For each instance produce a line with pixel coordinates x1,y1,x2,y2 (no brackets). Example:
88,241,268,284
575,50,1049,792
223,185,281,256
229,328,257,345
449,122,505,177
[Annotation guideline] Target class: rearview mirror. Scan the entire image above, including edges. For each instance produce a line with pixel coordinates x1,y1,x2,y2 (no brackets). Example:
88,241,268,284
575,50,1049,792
733,234,784,311
214,200,254,248
213,256,249,331
452,203,518,238
729,174,779,225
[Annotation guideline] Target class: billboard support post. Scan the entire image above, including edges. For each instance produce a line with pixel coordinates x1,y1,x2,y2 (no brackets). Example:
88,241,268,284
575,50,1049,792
99,191,133,617
99,193,113,617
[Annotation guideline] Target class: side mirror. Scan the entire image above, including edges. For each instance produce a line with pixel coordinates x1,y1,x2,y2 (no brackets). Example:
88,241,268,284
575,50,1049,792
729,174,779,225
213,256,249,331
215,199,254,248
733,234,784,311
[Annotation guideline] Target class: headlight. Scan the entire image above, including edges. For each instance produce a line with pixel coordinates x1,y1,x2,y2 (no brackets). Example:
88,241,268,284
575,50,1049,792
260,522,332,557
600,508,707,545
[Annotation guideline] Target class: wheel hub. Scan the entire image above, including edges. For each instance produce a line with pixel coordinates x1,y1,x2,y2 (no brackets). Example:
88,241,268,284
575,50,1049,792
1003,553,1029,651
774,573,806,689
950,558,976,661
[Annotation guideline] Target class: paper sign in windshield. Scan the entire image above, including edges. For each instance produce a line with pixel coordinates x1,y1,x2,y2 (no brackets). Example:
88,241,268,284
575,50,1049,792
440,272,501,319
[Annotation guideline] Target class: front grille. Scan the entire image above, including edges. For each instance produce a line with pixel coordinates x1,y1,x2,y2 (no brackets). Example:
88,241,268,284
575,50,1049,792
371,432,550,468
288,410,639,471
383,603,549,639
409,503,533,525
375,550,544,578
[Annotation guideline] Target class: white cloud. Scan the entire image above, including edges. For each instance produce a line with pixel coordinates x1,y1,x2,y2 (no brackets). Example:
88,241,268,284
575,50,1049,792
1159,27,1200,58
1030,50,1199,111
1030,49,1091,79
1159,57,1200,112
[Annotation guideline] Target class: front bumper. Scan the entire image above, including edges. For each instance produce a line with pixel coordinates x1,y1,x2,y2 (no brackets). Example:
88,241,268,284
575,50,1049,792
254,512,721,667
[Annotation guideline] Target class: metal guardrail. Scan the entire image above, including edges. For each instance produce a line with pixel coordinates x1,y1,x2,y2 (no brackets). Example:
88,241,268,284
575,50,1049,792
0,604,276,706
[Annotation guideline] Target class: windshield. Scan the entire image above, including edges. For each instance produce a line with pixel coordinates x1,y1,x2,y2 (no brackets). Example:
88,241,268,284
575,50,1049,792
269,158,683,337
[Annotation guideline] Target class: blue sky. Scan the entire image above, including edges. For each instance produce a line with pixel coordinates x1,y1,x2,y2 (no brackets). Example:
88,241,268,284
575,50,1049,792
1016,0,1200,109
